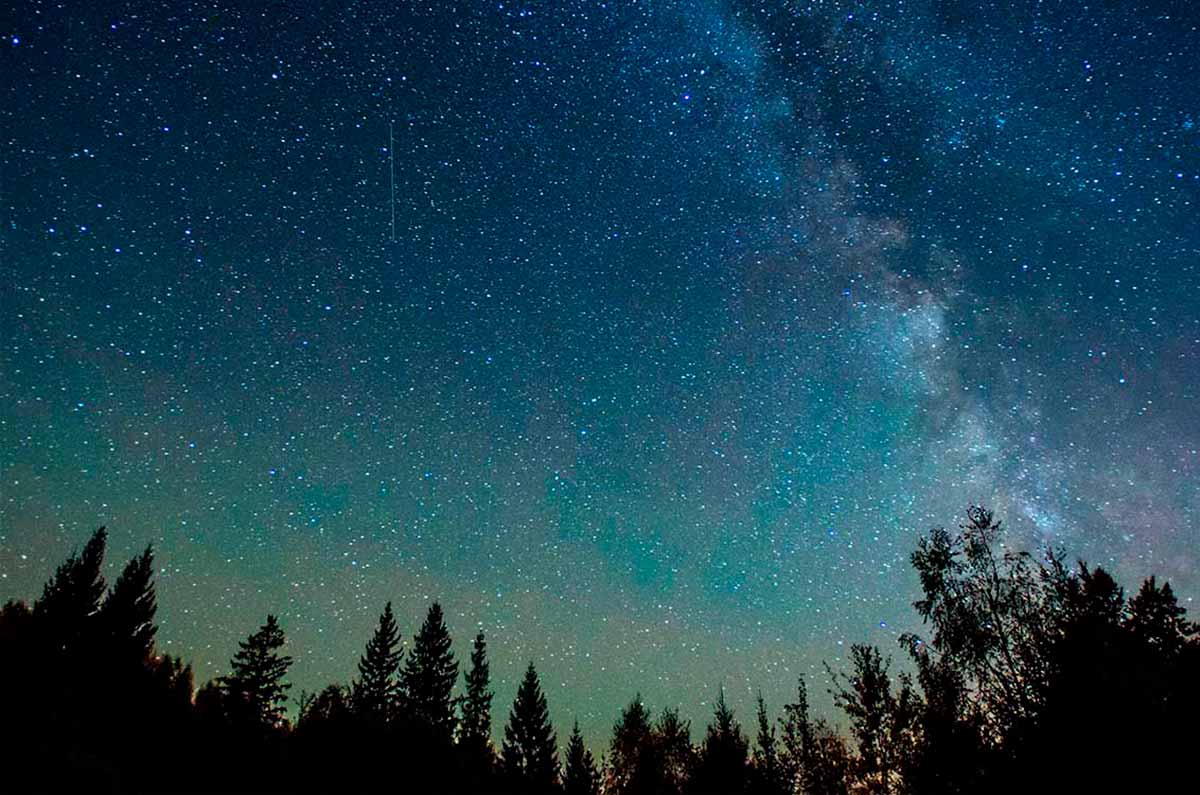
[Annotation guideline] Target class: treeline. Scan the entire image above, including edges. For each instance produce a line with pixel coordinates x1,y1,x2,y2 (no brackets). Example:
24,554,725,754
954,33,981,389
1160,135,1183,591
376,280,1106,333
2,506,1196,793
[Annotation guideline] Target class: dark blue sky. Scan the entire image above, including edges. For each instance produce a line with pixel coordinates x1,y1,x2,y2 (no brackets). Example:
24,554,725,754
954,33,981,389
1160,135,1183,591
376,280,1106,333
3,0,1198,744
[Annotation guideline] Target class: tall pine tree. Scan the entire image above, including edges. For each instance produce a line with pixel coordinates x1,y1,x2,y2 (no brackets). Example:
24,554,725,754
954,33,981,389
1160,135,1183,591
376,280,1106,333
460,631,496,781
501,662,559,795
691,688,749,795
399,601,459,742
353,601,403,724
608,696,653,795
751,692,786,795
563,720,600,795
34,526,107,656
101,544,157,664
224,614,293,731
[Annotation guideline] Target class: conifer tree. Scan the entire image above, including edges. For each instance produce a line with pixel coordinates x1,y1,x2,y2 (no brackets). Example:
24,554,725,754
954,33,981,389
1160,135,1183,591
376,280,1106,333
563,720,601,795
653,707,694,795
778,678,812,793
224,614,293,731
101,544,157,664
1127,576,1197,655
750,692,786,795
399,601,459,741
353,601,403,724
501,662,560,795
34,526,107,655
460,631,496,774
608,695,653,795
691,688,749,795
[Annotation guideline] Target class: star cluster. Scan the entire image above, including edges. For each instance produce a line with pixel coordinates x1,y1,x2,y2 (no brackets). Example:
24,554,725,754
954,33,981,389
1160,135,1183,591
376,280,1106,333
2,0,1198,743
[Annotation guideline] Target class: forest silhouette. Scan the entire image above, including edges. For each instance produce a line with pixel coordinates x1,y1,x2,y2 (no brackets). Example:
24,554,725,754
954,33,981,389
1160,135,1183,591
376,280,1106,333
2,506,1195,793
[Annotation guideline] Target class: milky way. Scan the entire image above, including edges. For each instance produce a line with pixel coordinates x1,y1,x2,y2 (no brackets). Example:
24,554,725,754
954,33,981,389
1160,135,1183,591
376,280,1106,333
3,1,1198,744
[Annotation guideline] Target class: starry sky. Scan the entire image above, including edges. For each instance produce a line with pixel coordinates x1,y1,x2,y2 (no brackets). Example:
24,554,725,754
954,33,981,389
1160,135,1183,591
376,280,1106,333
2,0,1198,745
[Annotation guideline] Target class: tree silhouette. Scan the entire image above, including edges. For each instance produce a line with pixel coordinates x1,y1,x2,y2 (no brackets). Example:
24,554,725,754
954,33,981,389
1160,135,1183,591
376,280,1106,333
654,707,695,795
750,693,786,795
299,683,351,729
501,662,559,795
898,636,985,794
908,506,1052,740
459,630,497,788
100,544,157,664
1127,576,1197,655
607,696,652,795
690,688,749,795
563,720,601,795
352,601,403,725
829,644,917,794
223,614,293,732
33,526,107,656
399,601,459,742
777,678,811,795
779,676,851,795
3,507,1198,793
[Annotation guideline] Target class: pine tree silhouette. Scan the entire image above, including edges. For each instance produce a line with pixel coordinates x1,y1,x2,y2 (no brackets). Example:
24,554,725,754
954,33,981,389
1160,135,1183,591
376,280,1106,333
459,630,497,786
563,720,601,795
652,707,694,795
353,601,403,725
224,614,293,732
34,526,107,656
101,544,157,664
399,601,459,742
1127,576,1197,654
750,692,786,795
501,662,559,795
608,695,652,795
691,688,749,795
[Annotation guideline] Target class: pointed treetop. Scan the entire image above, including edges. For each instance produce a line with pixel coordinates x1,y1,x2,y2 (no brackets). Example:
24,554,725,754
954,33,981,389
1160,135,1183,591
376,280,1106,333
502,662,559,794
102,544,158,663
353,601,403,723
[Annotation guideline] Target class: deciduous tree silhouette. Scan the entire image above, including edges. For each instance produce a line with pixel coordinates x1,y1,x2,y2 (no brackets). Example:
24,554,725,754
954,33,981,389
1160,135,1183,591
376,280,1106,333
829,644,917,794
501,662,559,795
908,507,1051,741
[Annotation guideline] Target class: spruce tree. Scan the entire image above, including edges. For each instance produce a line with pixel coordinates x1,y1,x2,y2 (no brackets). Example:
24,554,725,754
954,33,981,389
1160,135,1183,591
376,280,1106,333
460,631,496,774
608,695,652,795
101,545,158,664
563,720,600,795
692,688,749,795
501,662,559,795
399,601,459,742
1127,576,1197,655
656,707,695,795
34,526,107,655
353,601,403,724
751,692,785,795
224,614,293,731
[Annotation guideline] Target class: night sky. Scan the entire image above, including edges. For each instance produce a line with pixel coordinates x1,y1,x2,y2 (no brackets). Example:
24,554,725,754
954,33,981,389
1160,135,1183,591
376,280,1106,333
3,0,1198,745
